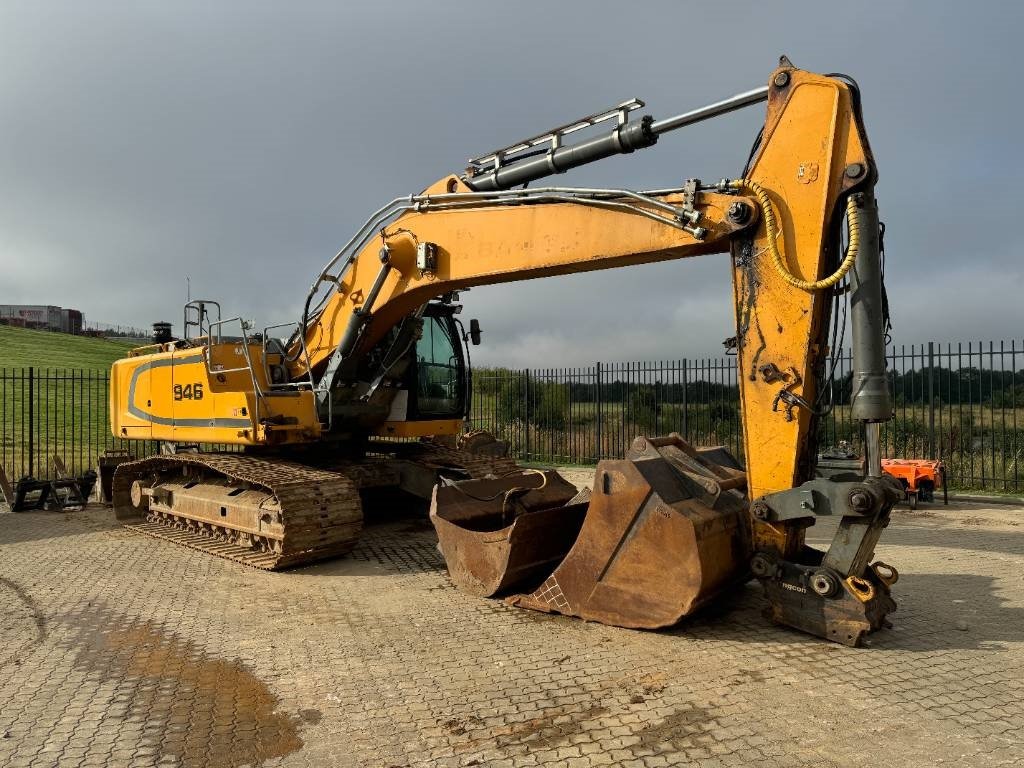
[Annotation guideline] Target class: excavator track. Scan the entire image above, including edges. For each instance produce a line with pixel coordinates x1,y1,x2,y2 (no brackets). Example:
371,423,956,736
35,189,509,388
113,453,362,570
112,440,519,571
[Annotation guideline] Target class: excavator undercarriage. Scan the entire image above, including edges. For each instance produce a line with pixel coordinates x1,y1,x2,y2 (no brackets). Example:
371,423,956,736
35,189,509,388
113,439,519,569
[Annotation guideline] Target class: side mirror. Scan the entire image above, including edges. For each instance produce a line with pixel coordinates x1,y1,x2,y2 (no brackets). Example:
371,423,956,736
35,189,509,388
469,318,482,346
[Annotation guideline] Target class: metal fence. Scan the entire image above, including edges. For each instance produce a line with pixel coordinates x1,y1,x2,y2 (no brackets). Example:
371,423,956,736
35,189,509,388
470,341,1024,493
1,368,130,481
0,368,235,484
1,339,1022,493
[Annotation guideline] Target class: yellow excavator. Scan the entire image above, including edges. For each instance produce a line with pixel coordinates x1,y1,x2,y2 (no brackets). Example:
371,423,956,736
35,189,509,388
110,57,900,646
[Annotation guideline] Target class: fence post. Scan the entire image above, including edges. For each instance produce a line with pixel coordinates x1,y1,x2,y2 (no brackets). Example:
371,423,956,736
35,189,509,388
927,341,936,459
27,367,35,477
595,362,602,462
681,359,688,440
524,368,531,462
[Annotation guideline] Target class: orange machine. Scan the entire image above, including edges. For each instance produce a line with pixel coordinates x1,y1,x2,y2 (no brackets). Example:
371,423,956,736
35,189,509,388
882,459,947,508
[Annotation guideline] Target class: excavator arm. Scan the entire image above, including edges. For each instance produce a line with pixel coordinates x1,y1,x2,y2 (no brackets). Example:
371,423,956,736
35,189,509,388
312,57,893,646
296,59,882,498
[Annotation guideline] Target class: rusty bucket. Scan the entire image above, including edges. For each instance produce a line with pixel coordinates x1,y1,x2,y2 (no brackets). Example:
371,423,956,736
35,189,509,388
429,470,588,597
432,435,752,630
510,437,751,628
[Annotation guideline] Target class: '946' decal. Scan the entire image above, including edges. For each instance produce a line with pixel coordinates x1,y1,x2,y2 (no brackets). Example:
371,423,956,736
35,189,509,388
173,383,204,401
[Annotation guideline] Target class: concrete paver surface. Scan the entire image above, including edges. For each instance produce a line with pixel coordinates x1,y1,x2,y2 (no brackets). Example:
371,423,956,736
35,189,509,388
1,497,1022,767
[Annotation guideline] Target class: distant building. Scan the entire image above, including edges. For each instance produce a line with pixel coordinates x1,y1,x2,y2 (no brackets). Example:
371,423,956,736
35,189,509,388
0,304,86,333
62,308,83,334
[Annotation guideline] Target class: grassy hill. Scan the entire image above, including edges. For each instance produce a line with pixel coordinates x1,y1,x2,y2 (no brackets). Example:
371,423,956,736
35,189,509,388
0,325,139,370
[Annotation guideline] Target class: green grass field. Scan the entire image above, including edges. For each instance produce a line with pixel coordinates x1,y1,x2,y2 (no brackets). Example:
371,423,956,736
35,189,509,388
0,325,138,370
0,327,142,479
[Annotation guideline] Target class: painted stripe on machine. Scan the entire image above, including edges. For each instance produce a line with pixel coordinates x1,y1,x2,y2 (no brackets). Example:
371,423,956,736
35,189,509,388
127,354,253,428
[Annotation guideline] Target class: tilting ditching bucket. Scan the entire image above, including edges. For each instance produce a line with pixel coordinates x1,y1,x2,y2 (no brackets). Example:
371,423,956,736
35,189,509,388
429,434,752,629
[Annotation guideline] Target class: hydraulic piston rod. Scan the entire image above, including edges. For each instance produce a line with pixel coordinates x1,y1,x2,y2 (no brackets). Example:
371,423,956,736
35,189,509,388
848,190,893,477
465,86,770,192
648,86,771,134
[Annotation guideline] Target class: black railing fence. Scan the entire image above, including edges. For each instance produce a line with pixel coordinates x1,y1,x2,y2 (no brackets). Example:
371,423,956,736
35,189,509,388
470,341,1023,493
0,368,236,484
1,340,1021,493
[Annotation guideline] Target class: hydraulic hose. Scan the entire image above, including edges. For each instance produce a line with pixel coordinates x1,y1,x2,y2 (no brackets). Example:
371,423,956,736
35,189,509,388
730,179,859,292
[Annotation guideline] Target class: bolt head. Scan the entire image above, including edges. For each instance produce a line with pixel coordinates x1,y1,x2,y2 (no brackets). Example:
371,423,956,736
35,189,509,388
726,201,752,225
810,570,840,597
774,71,790,88
750,554,773,578
845,162,866,179
849,489,873,512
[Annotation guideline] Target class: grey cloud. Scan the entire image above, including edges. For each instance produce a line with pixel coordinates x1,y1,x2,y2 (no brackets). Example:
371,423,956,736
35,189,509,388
1,1,1020,361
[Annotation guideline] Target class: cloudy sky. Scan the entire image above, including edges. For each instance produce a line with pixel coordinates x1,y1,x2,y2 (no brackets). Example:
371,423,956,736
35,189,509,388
1,2,1021,366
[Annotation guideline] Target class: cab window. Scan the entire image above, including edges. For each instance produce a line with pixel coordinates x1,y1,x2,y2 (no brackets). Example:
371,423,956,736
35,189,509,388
415,316,462,415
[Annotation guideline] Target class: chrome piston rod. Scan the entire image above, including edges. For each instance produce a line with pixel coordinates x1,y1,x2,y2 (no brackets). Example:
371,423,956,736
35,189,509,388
648,86,770,134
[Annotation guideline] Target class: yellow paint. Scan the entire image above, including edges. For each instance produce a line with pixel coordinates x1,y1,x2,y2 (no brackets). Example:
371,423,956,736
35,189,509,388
732,69,870,504
111,344,321,446
298,189,746,367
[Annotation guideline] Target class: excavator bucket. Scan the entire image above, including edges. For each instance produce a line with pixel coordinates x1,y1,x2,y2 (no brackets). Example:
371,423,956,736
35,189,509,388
430,435,753,629
430,471,587,596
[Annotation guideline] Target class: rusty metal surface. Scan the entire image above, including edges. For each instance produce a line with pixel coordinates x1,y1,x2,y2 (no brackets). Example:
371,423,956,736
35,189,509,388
757,547,898,647
112,454,363,570
430,471,584,596
430,434,752,631
111,441,523,571
510,445,750,629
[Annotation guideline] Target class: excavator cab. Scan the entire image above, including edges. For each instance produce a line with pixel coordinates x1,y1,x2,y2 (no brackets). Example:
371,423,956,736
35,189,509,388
369,300,474,439
408,303,468,421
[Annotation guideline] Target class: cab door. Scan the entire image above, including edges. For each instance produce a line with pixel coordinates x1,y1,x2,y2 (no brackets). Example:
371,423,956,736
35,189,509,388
409,308,466,420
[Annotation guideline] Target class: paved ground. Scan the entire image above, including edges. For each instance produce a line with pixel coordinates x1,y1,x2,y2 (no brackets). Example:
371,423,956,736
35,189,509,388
1,490,1022,767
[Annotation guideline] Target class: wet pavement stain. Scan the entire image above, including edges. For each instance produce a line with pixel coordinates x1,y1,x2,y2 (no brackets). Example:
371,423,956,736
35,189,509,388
0,576,47,669
70,612,305,767
635,703,712,750
487,704,610,750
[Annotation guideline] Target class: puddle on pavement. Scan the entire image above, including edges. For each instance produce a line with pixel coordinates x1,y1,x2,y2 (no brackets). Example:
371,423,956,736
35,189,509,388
70,612,308,767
